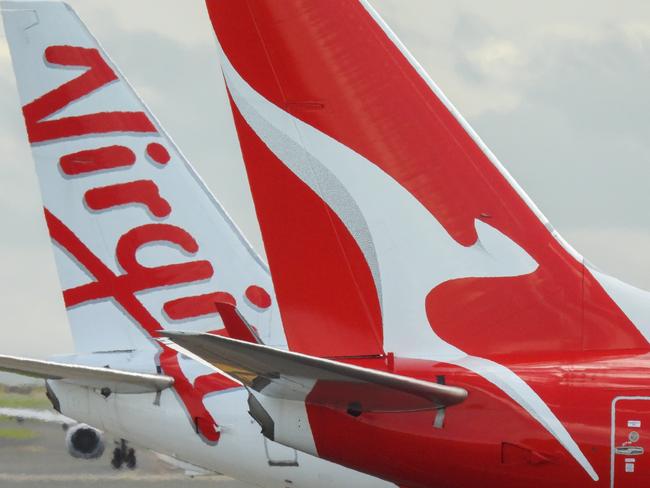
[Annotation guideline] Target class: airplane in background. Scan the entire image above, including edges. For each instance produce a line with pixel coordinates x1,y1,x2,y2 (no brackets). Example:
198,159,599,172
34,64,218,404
0,1,394,487
157,1,650,488
0,405,214,474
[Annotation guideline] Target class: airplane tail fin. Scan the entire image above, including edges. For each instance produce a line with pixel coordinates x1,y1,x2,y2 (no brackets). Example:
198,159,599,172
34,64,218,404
1,0,285,355
1,0,288,441
207,0,650,360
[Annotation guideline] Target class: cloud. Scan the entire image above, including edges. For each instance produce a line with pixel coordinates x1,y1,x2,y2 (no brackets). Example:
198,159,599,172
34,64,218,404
0,37,9,63
464,39,523,79
452,13,525,83
0,24,13,83
565,227,650,290
471,25,650,236
67,0,212,47
525,33,650,139
0,242,72,358
623,21,650,45
0,91,66,358
0,73,42,243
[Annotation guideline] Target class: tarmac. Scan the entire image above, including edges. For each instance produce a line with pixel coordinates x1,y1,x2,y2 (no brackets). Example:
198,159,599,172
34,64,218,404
0,419,253,488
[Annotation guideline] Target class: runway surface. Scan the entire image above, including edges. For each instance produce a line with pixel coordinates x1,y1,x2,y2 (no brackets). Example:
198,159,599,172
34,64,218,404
0,419,253,488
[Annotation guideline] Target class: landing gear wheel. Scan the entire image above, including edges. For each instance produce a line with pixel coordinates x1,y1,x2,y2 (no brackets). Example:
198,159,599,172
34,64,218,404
111,439,136,470
125,448,136,470
111,447,123,469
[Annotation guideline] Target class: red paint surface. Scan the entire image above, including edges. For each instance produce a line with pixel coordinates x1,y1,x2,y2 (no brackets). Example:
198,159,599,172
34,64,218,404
244,285,271,309
215,302,261,344
84,180,172,218
60,145,135,175
230,99,383,358
146,142,171,165
164,292,236,321
23,46,155,143
302,354,650,488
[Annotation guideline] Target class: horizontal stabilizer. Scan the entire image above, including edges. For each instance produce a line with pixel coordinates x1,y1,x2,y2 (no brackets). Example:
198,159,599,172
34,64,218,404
0,407,74,424
0,355,173,394
215,302,263,344
162,332,467,412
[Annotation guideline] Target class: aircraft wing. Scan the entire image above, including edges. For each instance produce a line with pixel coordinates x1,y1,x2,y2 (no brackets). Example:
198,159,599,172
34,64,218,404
0,407,74,424
162,332,467,413
0,355,173,394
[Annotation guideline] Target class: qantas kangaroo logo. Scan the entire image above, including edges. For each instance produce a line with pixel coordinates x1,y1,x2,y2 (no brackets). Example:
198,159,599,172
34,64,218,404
25,45,272,443
218,49,601,479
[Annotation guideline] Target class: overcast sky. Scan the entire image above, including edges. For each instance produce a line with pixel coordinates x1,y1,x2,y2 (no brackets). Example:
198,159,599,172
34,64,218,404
1,0,650,358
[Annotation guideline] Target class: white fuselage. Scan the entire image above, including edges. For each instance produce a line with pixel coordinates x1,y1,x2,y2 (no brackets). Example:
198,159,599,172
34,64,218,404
49,378,391,488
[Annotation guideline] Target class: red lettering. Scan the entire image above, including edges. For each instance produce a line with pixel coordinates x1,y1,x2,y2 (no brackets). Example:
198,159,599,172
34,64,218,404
84,180,171,218
60,145,135,175
146,143,171,165
23,46,156,143
116,223,200,272
245,285,272,309
62,223,213,308
43,209,225,441
163,292,236,321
